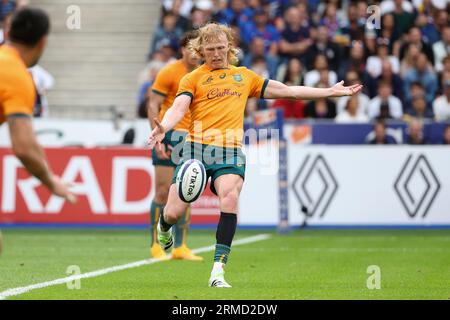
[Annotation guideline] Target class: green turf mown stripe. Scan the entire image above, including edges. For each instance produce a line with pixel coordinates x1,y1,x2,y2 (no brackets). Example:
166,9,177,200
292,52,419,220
0,234,271,300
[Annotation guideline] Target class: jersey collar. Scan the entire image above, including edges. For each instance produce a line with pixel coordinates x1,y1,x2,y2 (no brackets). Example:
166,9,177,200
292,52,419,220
203,63,231,72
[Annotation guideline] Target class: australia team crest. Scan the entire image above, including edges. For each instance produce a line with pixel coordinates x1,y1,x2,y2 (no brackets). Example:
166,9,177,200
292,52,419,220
233,74,243,82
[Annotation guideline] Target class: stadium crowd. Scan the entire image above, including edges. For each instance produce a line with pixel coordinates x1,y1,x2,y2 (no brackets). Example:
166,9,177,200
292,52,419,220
140,0,450,137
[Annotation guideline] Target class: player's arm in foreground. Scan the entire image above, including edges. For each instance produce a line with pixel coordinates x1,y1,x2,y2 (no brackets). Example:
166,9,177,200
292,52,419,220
263,80,363,100
147,95,191,149
7,115,76,203
147,91,171,159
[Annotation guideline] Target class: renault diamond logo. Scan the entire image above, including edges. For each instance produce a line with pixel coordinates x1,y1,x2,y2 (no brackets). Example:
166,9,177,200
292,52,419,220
394,154,440,218
292,155,338,218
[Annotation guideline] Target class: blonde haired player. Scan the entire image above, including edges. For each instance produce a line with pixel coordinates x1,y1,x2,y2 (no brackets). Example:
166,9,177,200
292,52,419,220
147,31,203,261
148,23,363,287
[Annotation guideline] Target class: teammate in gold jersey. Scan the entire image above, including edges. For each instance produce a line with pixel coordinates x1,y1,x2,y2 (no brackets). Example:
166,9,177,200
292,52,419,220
147,31,203,261
0,7,76,255
148,23,363,287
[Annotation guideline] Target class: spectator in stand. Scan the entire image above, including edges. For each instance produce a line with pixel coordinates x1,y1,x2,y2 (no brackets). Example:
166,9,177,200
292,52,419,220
355,1,369,29
304,84,337,119
320,2,342,41
441,124,450,145
240,8,280,57
433,26,450,73
405,81,429,105
0,12,9,44
241,36,278,79
433,79,450,122
304,54,337,87
278,5,313,63
337,70,370,115
416,5,448,45
188,6,210,30
363,30,378,58
338,40,366,80
366,39,400,79
403,52,438,104
0,0,17,44
335,95,369,123
438,56,450,89
0,0,15,21
272,57,306,119
341,2,365,42
214,0,253,27
414,12,440,45
150,12,183,54
367,60,404,102
368,80,403,120
271,96,306,119
245,56,270,116
384,0,416,35
399,42,420,77
162,0,193,18
376,13,401,54
366,119,396,144
137,60,165,118
29,64,55,118
277,57,304,86
406,118,427,145
433,8,449,41
380,0,413,15
304,24,340,72
399,27,435,66
404,93,434,119
163,0,190,32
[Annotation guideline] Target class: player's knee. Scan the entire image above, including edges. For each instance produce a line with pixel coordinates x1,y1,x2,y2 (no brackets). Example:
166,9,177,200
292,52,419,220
164,204,183,224
219,188,240,212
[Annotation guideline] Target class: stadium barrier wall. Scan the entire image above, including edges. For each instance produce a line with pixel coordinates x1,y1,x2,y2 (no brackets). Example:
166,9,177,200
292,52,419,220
0,148,220,226
1,118,450,228
258,145,449,227
2,145,449,227
292,146,450,226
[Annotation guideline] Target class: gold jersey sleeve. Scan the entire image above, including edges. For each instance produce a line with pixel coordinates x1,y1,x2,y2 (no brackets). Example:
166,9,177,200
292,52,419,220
177,64,268,148
151,60,191,132
0,46,36,125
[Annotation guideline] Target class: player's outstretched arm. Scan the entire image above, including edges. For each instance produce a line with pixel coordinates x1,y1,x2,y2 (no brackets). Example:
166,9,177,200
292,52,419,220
147,92,165,130
147,92,171,160
263,79,363,100
7,116,77,203
147,94,191,149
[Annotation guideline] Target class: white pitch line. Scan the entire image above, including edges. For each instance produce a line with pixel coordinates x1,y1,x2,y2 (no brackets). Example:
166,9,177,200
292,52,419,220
0,233,271,300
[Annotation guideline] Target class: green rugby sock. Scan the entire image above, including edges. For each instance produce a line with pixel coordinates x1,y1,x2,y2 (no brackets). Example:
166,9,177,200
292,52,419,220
149,202,165,246
174,207,190,248
214,244,231,264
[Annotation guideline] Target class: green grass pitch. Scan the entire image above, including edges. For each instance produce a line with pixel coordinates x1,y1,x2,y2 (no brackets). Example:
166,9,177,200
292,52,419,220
0,228,449,300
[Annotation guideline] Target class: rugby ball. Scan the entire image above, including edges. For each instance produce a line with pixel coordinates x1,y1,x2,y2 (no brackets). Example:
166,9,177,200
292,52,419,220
176,159,207,203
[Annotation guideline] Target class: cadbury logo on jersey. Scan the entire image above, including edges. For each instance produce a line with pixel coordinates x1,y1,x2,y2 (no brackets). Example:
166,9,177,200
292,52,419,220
207,88,242,99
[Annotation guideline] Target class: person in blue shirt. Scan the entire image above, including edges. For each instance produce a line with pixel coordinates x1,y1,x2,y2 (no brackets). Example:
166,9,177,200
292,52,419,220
240,8,280,56
214,0,253,27
403,53,438,104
